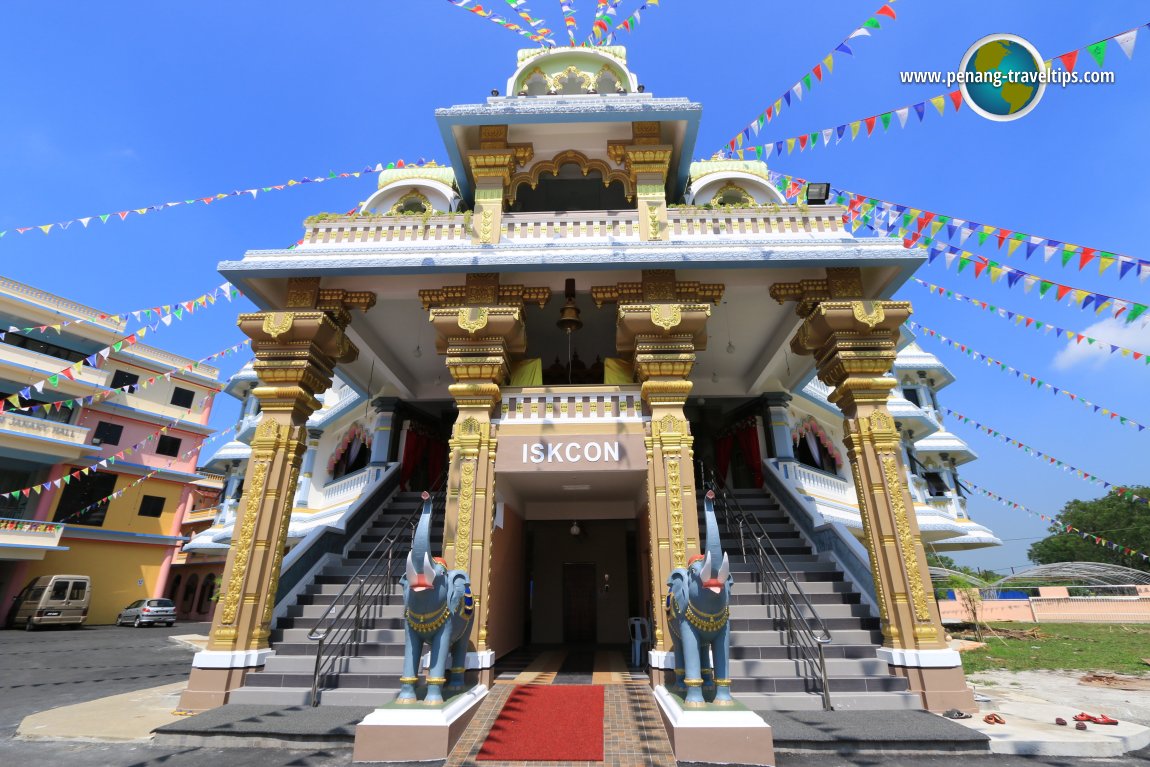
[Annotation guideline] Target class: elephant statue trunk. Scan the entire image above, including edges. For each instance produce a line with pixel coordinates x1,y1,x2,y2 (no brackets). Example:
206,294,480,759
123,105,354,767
398,491,475,705
665,490,734,706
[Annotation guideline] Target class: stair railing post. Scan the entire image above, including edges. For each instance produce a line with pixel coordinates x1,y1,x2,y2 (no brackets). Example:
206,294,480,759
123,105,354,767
311,632,326,707
817,641,833,710
355,577,365,650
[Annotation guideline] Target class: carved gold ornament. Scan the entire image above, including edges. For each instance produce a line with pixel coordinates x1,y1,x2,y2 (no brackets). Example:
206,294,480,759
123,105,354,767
650,304,682,331
457,307,490,334
647,202,662,240
882,454,931,622
851,301,886,330
261,312,294,339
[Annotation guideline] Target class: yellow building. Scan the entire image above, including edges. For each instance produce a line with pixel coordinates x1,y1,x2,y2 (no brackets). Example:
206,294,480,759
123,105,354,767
0,277,222,625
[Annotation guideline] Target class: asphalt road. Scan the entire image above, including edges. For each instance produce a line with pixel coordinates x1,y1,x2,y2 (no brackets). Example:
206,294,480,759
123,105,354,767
0,623,1147,766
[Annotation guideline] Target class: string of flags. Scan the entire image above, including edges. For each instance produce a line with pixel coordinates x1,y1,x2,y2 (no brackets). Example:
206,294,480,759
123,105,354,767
0,293,245,417
725,2,897,152
845,193,1150,283
0,161,431,244
766,170,1150,326
585,0,622,44
0,339,250,418
848,210,1150,325
54,423,238,527
944,408,1144,500
957,476,1149,564
562,1,578,45
443,1,555,45
912,279,1150,365
598,0,661,43
906,319,1147,432
736,22,1147,157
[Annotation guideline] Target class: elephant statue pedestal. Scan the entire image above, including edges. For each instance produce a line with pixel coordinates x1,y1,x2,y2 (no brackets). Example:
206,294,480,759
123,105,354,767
353,684,489,763
652,684,775,766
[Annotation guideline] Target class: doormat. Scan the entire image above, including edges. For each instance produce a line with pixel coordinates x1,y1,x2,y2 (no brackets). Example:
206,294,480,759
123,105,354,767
476,684,604,761
553,650,595,685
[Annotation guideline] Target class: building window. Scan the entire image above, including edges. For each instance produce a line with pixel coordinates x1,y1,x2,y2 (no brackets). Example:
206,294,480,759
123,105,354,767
93,421,124,446
902,388,921,407
791,416,843,474
170,387,195,409
54,471,118,526
138,495,166,517
110,370,140,392
924,472,949,497
1,332,87,364
156,435,182,457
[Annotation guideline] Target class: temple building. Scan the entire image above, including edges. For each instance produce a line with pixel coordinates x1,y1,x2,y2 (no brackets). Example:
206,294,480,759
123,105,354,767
0,277,221,624
176,46,998,762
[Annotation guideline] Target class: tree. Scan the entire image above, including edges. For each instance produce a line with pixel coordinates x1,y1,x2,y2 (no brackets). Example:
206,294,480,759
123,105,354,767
1027,487,1150,573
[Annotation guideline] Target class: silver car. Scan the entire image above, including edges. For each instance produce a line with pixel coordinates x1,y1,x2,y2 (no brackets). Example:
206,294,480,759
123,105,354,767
115,598,176,627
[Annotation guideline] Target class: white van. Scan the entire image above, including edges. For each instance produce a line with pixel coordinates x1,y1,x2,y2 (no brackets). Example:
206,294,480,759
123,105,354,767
8,574,91,630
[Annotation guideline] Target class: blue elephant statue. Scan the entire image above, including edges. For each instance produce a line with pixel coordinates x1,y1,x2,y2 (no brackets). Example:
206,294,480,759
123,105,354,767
666,489,733,706
397,491,474,705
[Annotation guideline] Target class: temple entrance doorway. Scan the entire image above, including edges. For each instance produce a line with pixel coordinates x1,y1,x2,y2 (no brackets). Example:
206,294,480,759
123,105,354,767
562,562,597,643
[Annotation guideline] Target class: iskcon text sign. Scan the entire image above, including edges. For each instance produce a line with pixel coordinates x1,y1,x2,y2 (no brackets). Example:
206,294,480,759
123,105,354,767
495,434,646,472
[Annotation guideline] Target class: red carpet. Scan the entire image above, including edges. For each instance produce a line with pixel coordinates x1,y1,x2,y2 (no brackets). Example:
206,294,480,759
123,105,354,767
477,685,604,761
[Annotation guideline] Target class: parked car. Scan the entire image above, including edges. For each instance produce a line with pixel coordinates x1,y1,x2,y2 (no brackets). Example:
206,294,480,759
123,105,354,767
7,574,90,630
115,598,176,627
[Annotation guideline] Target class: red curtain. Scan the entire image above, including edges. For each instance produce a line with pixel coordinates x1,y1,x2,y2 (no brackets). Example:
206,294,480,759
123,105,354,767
736,422,763,487
427,439,447,488
714,434,734,484
399,430,428,490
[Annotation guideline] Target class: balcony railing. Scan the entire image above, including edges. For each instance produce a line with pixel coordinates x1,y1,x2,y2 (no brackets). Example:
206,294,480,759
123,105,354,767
498,385,645,424
319,468,375,508
295,204,846,249
0,410,91,446
0,517,66,554
776,458,855,505
0,344,111,388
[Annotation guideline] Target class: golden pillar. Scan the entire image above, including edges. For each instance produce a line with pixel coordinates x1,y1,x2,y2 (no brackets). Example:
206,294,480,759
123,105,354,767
180,280,375,710
771,269,975,712
469,125,533,245
420,275,549,678
593,271,724,655
609,121,670,241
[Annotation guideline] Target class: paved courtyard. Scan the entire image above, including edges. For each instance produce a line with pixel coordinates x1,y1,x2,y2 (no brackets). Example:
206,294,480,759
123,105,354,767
1,623,1149,766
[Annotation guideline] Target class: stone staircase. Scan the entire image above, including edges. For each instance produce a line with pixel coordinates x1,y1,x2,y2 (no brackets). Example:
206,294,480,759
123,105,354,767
706,487,923,711
228,490,442,707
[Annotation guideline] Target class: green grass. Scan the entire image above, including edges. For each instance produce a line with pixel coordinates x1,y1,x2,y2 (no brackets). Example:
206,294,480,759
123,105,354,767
960,622,1150,675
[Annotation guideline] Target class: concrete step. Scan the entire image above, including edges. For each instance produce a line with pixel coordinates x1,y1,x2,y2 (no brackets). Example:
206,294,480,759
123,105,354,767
275,626,408,644
263,654,404,675
276,615,405,631
730,602,871,620
226,686,314,706
730,628,883,647
730,590,859,606
728,656,889,678
729,643,879,661
731,580,855,597
735,690,923,712
730,615,880,632
269,641,406,658
730,673,908,695
288,603,405,620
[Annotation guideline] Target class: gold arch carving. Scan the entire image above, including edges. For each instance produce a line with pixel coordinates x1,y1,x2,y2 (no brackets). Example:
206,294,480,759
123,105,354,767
387,189,432,215
710,181,756,207
508,150,634,204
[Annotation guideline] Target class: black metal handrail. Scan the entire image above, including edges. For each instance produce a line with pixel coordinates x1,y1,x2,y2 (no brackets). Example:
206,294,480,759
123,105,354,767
699,462,833,710
307,471,446,706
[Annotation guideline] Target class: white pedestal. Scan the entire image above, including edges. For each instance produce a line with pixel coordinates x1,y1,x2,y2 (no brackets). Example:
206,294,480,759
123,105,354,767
352,684,488,763
653,685,775,766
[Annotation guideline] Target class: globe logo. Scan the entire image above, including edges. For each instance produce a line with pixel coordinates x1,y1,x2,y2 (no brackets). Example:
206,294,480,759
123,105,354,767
958,34,1047,121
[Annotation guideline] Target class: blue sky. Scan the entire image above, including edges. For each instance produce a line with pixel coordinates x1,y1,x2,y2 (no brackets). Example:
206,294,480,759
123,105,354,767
2,2,1147,574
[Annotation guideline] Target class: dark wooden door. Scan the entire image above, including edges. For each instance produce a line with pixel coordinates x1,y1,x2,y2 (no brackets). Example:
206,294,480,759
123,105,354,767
563,563,597,644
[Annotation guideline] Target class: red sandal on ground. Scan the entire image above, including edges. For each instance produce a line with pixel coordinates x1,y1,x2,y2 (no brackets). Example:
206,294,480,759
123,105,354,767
1092,714,1119,725
1073,712,1094,722
983,713,1006,724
